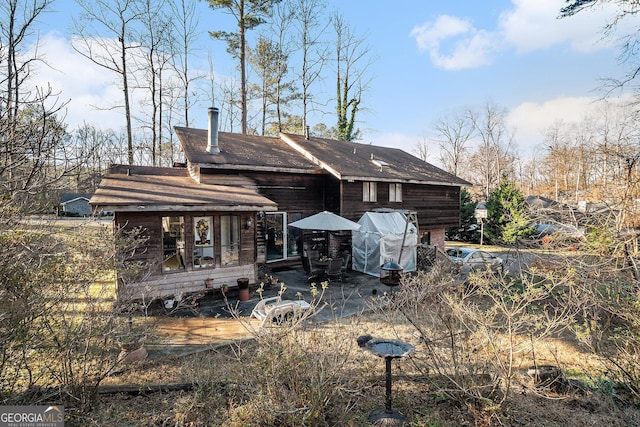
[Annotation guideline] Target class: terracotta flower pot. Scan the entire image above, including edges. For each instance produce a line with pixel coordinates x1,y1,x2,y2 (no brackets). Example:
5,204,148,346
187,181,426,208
116,334,146,352
237,278,249,289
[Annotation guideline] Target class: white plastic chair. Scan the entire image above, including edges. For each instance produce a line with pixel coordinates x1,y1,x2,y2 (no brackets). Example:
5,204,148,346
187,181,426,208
250,296,311,327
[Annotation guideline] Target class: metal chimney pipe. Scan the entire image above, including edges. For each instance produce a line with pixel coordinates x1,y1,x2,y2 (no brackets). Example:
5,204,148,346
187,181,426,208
207,107,220,154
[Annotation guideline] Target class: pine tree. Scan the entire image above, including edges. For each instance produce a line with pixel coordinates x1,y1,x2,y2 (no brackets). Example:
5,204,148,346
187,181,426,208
485,176,535,244
446,187,479,242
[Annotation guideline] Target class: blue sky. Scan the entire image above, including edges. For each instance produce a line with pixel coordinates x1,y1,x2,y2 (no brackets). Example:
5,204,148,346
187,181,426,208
34,0,630,163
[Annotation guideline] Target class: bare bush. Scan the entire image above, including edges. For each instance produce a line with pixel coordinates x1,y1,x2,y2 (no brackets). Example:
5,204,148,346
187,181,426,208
171,319,371,425
0,214,154,412
371,258,583,416
572,271,640,403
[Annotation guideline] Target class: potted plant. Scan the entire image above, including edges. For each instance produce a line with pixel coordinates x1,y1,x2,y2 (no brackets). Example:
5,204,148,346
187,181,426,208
237,277,250,301
116,333,147,352
115,315,147,358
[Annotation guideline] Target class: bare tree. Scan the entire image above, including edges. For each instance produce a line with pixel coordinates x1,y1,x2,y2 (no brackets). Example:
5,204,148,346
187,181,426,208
433,110,474,176
0,0,81,209
560,1,640,97
536,101,638,204
158,81,182,166
412,134,433,162
264,0,299,133
71,123,120,190
135,0,172,166
217,77,241,132
540,121,572,201
205,0,282,134
291,0,328,133
467,102,517,199
1,0,50,120
169,0,202,127
72,0,143,165
332,14,372,142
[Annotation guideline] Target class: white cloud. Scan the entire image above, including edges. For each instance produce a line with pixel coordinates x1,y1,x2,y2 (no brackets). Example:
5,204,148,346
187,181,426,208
411,0,620,70
498,0,614,53
507,96,603,155
28,32,141,132
410,15,498,70
411,15,472,51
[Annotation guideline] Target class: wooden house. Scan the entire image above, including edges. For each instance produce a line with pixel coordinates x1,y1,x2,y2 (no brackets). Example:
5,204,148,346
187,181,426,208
90,107,470,301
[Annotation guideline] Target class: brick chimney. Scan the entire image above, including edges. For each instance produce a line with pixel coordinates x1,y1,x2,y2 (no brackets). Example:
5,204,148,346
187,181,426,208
207,107,220,154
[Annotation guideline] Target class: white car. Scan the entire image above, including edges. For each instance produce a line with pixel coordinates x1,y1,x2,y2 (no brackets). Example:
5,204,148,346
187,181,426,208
446,247,504,273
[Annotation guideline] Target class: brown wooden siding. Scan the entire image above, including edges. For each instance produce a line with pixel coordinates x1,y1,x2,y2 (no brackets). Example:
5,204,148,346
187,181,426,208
251,171,326,214
340,181,461,228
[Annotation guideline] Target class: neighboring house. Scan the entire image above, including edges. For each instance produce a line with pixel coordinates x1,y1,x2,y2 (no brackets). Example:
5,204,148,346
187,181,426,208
90,107,470,302
60,194,92,216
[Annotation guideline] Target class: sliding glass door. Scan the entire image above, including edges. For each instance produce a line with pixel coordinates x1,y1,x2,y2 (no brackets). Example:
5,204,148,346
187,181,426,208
265,212,303,262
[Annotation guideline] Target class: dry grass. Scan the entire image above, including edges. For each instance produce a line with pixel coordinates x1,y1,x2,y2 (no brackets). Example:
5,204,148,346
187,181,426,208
81,305,640,427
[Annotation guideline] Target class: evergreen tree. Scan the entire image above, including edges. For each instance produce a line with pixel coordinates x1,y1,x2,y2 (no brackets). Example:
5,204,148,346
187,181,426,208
485,176,535,244
446,187,479,242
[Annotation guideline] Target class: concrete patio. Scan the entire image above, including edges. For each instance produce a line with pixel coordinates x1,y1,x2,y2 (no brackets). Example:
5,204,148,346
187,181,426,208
145,266,388,358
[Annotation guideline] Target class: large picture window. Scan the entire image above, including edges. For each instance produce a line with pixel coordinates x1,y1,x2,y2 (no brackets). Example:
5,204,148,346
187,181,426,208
221,215,240,266
363,182,377,202
162,216,185,272
193,216,214,268
389,183,402,202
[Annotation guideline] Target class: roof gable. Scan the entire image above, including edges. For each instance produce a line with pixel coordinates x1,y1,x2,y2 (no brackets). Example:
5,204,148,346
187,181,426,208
61,196,90,206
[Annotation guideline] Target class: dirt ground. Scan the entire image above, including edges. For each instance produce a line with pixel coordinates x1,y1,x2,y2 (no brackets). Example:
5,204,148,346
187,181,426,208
92,306,640,427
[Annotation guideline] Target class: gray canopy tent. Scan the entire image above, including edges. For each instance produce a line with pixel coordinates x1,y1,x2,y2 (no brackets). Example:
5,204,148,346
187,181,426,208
351,211,417,277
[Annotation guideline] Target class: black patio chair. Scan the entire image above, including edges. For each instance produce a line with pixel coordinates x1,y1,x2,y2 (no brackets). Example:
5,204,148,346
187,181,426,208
326,257,343,282
341,253,351,275
306,255,325,284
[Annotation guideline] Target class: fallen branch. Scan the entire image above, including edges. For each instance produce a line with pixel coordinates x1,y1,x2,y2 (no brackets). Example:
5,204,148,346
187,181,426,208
97,382,197,396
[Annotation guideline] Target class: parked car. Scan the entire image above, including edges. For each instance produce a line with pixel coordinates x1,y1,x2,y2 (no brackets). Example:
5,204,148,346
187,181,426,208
534,223,584,239
445,247,504,273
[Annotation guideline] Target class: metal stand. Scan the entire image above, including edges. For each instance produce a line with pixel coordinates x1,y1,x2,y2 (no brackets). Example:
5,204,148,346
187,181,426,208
358,337,414,427
368,356,408,426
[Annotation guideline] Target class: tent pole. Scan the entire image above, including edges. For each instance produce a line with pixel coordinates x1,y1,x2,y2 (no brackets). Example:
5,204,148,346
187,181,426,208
398,211,418,264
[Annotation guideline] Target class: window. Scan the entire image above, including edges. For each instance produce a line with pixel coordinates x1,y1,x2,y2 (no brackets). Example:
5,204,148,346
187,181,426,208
162,216,185,272
389,183,402,202
220,215,240,266
193,216,214,268
363,182,377,202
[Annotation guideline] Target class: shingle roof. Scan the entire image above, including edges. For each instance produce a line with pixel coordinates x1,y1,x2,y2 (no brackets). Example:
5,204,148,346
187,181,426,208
175,127,321,172
281,133,471,186
175,125,470,186
89,165,277,212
